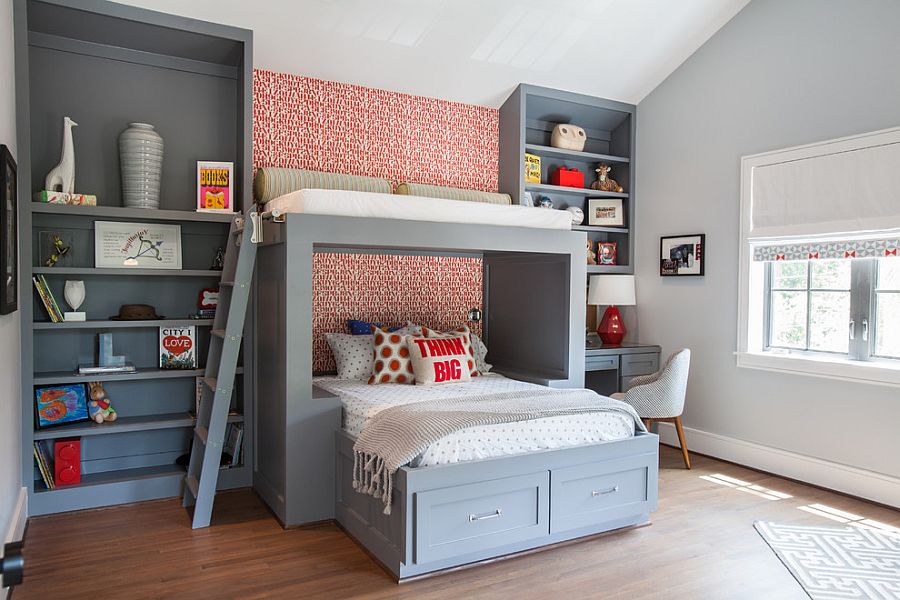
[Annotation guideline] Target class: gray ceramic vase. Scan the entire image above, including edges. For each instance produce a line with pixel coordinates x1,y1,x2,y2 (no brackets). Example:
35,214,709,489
119,122,163,209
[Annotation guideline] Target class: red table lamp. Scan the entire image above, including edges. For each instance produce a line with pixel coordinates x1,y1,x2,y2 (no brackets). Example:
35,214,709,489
588,275,636,346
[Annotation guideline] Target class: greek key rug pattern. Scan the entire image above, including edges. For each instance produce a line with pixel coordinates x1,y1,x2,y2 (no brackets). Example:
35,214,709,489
755,521,900,599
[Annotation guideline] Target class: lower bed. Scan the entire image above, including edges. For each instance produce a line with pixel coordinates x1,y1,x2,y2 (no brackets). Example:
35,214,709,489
322,374,659,580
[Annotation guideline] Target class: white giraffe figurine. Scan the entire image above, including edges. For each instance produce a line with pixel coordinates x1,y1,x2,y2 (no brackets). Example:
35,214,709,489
45,116,77,194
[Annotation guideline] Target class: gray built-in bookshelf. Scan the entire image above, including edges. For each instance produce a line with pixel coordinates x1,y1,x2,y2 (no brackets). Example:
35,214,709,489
499,84,636,274
14,0,253,515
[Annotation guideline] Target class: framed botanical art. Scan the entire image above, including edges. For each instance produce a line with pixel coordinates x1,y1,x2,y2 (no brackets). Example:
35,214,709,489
587,198,624,227
1,144,16,314
34,384,90,429
660,234,705,276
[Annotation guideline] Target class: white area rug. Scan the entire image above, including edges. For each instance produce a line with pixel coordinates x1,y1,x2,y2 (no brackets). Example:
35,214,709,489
754,521,900,599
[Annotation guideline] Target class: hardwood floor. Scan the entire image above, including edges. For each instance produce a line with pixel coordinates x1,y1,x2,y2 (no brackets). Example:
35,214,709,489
14,446,900,600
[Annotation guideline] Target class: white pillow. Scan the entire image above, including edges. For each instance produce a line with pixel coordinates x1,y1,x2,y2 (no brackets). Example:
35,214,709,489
470,332,492,374
325,333,374,380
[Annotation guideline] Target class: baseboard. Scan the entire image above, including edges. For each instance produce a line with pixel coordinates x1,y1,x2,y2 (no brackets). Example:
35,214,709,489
657,423,900,509
1,487,27,598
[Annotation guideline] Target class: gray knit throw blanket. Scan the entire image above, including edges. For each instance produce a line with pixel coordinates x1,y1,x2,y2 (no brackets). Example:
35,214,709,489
352,388,644,514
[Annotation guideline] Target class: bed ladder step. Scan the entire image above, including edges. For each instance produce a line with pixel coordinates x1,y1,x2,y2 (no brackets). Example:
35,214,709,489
182,210,259,529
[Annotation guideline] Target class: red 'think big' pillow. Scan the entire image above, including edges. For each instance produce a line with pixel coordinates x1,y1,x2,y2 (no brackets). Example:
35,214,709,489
422,325,479,378
407,334,473,386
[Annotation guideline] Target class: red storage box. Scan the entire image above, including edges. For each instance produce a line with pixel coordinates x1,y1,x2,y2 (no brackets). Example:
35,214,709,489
550,167,584,188
54,438,81,486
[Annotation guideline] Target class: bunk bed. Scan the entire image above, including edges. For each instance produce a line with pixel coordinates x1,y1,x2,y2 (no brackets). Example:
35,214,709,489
253,169,659,580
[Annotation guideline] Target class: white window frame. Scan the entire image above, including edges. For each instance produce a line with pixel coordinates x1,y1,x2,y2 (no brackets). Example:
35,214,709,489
736,127,900,387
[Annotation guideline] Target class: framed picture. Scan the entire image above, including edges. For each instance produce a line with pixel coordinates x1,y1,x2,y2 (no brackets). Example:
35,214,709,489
1,145,17,315
197,161,234,213
34,384,90,429
94,221,182,269
660,234,705,276
598,242,617,265
587,198,624,227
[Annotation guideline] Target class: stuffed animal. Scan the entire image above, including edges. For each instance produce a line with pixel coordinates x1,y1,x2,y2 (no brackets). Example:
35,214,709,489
88,381,118,423
591,163,624,193
587,239,597,265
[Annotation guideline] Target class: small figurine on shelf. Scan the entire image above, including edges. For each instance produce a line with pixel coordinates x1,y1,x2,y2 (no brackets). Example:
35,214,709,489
87,382,117,424
591,163,624,193
210,247,225,271
44,235,70,268
587,239,597,265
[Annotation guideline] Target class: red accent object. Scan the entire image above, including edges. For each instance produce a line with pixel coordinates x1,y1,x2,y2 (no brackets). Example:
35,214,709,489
549,167,585,188
597,305,626,346
54,439,81,486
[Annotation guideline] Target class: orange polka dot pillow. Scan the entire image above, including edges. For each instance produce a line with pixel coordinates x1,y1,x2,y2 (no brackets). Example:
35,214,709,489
368,326,415,384
407,334,473,386
422,325,478,378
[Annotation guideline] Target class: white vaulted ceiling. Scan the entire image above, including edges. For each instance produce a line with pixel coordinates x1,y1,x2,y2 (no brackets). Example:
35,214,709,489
113,0,749,106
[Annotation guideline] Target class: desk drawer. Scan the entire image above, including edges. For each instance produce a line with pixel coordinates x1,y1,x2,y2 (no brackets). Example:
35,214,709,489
585,355,619,372
620,353,659,376
550,456,651,534
414,472,549,563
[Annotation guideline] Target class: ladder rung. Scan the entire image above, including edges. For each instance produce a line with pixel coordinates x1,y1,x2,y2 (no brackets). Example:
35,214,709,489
195,426,208,445
185,475,199,499
219,281,234,287
211,329,225,339
202,376,217,391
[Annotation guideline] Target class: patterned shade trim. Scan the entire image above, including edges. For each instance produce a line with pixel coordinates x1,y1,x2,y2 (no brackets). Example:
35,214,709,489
395,182,511,205
753,238,900,261
254,167,392,203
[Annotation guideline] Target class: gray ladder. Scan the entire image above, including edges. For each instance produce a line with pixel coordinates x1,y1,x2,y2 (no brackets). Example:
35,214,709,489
183,211,260,529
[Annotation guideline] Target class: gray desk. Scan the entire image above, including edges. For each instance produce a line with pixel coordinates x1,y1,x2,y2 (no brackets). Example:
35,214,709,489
585,338,662,396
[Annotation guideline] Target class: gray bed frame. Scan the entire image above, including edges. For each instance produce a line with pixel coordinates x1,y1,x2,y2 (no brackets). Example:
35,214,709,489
254,214,659,580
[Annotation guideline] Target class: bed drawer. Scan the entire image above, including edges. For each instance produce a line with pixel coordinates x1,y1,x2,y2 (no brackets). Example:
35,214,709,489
550,455,651,534
414,472,549,564
620,353,659,376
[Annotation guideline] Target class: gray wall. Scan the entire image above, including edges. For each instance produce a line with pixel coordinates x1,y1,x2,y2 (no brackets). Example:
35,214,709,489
0,0,22,553
635,0,900,481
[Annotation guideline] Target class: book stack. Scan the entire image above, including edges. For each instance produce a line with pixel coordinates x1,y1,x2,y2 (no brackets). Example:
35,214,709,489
33,441,55,489
32,275,64,322
77,363,136,375
222,423,243,468
195,308,216,319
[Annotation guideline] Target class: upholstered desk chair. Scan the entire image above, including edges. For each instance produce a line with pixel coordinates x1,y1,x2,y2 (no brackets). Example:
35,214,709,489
611,349,692,469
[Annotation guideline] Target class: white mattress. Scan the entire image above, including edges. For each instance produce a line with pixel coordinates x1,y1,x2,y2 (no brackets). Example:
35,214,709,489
313,374,635,468
265,188,572,230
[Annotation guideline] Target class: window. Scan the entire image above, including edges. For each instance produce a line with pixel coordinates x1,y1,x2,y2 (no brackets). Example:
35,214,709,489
764,257,898,363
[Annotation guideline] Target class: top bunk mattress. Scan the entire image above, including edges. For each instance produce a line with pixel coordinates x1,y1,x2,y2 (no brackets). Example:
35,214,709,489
313,373,636,468
264,188,573,230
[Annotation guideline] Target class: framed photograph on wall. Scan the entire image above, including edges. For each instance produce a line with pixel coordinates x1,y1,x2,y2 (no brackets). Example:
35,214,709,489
660,234,705,276
1,144,17,314
94,221,182,269
587,198,624,227
34,383,90,429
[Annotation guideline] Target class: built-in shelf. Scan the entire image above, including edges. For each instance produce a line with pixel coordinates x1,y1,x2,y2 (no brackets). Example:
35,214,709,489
33,267,223,277
33,464,186,494
33,366,243,385
572,225,630,234
524,143,630,164
33,412,244,440
525,183,629,198
587,264,632,275
34,319,214,330
31,202,238,223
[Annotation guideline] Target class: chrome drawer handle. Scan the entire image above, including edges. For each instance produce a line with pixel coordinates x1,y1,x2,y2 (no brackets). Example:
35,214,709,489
591,486,619,497
469,508,503,522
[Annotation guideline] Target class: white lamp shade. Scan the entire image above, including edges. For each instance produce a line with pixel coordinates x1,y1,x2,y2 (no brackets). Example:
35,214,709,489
588,275,636,306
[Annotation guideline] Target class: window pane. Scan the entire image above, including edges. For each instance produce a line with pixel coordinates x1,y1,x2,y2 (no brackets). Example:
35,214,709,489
810,260,850,290
770,291,807,348
875,292,900,358
808,291,850,353
877,258,900,291
772,261,808,289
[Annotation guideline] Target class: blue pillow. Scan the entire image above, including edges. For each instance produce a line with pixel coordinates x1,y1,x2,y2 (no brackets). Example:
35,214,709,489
347,319,380,335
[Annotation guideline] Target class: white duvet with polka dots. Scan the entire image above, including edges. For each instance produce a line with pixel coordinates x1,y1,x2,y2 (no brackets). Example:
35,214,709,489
313,373,635,467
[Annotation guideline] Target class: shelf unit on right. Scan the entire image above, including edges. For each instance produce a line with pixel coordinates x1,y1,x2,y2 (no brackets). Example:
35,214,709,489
499,84,636,274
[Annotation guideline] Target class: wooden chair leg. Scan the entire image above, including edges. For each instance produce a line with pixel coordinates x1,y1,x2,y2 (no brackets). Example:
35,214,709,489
674,415,691,469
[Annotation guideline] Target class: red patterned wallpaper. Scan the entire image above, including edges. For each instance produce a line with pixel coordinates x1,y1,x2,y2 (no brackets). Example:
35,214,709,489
252,69,499,191
252,69,495,372
312,253,483,373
